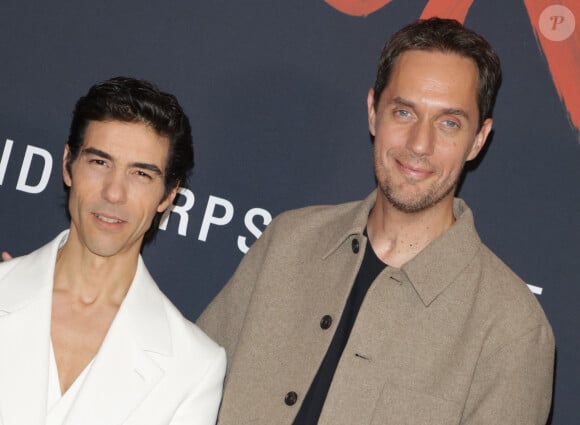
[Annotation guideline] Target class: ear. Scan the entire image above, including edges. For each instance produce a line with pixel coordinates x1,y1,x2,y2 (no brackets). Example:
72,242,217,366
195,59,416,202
62,144,72,187
466,118,492,161
157,184,179,213
367,88,377,137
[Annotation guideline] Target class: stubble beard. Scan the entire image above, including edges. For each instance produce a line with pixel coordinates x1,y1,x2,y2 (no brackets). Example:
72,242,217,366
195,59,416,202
378,177,456,213
374,154,458,214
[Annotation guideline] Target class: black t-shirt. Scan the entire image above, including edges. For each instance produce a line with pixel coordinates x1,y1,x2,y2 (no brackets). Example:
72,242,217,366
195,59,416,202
292,236,387,424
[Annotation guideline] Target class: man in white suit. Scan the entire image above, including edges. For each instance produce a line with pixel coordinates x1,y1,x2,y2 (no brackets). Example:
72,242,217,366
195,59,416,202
0,77,226,424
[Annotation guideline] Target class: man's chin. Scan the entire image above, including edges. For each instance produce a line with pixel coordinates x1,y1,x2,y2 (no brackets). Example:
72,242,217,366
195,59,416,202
380,187,434,213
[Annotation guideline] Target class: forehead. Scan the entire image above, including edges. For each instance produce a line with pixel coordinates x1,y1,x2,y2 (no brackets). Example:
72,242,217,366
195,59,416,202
82,120,170,166
385,50,479,109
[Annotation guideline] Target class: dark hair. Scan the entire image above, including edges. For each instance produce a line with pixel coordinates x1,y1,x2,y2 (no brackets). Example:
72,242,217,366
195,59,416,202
66,76,194,244
373,17,502,128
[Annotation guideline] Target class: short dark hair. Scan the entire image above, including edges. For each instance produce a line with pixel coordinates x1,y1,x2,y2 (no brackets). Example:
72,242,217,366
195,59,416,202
66,76,194,244
373,17,502,128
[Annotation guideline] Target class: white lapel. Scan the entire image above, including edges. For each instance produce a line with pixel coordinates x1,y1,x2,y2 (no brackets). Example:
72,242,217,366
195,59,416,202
0,232,66,425
64,257,172,425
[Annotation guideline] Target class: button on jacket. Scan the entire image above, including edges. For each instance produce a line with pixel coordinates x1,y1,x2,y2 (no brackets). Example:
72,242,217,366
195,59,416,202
198,191,554,425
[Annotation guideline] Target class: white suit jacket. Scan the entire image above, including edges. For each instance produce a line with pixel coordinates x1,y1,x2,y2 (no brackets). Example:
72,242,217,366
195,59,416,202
0,231,226,425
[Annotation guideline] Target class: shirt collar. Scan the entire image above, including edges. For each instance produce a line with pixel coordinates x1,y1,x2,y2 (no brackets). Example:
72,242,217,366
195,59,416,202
323,193,482,306
401,199,481,306
322,191,376,259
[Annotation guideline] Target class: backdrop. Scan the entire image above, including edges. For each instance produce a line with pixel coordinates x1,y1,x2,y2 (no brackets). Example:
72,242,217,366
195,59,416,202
0,0,578,422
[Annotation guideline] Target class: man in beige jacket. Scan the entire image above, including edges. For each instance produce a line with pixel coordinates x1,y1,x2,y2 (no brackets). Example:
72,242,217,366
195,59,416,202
198,18,555,425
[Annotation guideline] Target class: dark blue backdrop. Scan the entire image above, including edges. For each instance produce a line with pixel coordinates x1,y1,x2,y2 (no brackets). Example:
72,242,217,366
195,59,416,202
1,1,578,422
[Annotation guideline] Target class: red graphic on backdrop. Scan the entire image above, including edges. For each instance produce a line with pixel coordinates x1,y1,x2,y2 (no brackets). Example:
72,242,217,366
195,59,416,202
523,1,578,137
419,0,473,22
325,0,580,138
325,0,393,16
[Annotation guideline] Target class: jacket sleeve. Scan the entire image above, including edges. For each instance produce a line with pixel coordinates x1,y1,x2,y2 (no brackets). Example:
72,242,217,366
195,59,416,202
461,324,555,424
196,218,275,372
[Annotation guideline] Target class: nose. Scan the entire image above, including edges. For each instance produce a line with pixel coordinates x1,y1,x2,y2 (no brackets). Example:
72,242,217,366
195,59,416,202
101,170,127,204
406,119,434,156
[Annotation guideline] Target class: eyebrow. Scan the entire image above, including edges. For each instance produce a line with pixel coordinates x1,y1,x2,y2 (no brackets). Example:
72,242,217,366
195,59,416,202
390,96,415,109
81,147,164,176
441,108,469,120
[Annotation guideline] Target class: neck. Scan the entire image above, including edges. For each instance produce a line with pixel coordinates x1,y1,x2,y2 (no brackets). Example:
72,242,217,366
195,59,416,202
53,231,138,307
366,191,455,268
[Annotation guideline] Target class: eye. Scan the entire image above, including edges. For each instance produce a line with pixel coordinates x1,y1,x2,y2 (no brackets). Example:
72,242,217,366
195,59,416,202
442,119,459,129
135,170,153,179
395,109,411,118
89,158,107,166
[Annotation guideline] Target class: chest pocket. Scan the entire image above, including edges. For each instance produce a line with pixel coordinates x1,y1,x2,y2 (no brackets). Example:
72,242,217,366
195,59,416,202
370,382,461,425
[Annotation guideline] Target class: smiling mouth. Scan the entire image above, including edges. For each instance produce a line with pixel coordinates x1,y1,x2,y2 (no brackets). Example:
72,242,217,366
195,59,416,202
94,213,124,224
397,160,432,177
